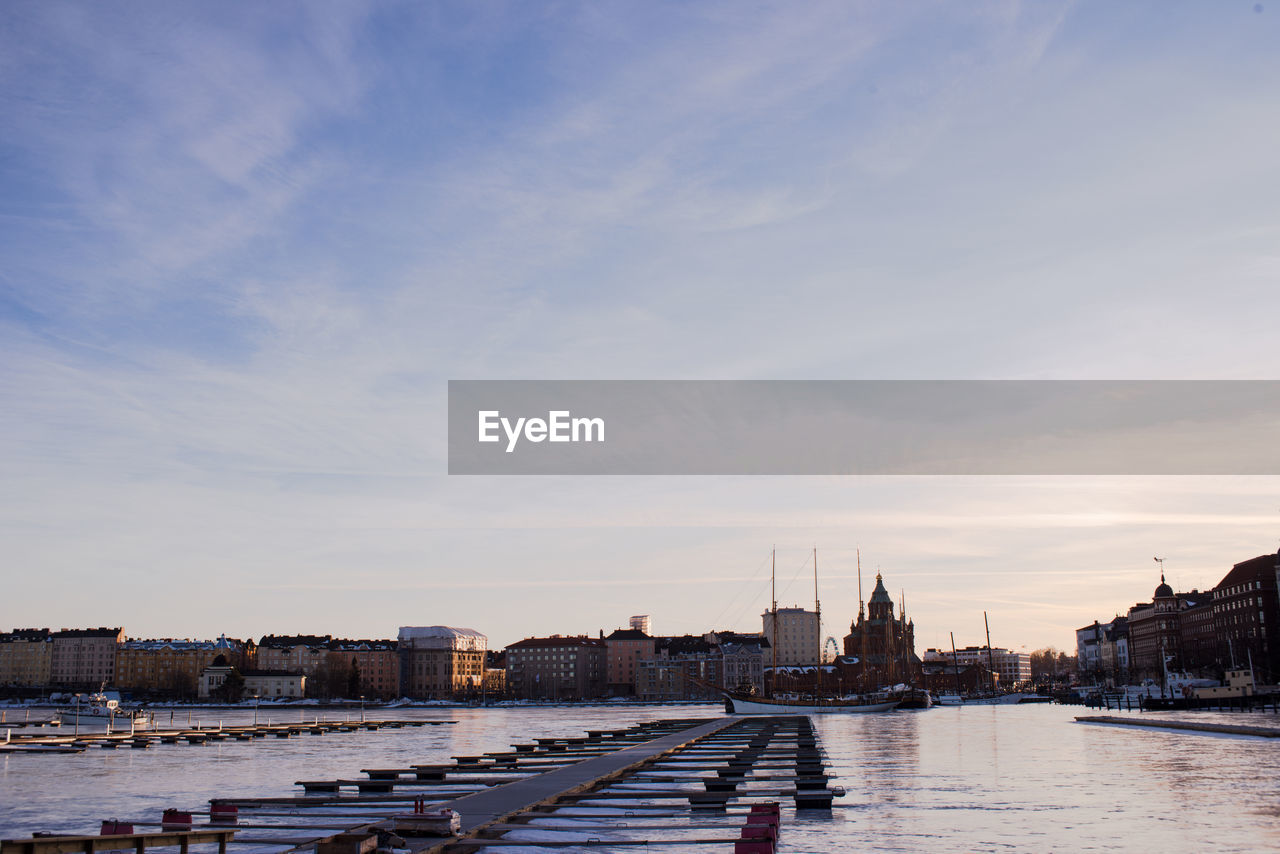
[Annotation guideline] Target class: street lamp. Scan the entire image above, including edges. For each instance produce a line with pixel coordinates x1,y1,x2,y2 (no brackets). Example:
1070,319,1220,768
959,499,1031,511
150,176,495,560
359,695,365,722
253,695,260,726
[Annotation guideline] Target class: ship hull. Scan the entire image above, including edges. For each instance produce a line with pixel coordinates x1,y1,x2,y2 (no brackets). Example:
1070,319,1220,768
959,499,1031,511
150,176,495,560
725,696,899,714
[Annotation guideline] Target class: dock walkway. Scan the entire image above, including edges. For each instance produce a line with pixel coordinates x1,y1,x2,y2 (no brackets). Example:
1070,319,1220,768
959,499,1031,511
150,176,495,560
7,715,842,854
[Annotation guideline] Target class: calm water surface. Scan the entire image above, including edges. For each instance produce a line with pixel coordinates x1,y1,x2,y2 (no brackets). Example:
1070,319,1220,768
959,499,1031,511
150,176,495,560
2,703,1277,852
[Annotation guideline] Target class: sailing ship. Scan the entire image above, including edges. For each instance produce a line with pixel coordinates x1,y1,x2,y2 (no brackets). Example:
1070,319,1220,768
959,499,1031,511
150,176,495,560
723,548,900,715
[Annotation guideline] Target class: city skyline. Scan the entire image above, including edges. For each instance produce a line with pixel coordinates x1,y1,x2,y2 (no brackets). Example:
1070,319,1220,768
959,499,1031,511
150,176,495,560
4,4,1280,655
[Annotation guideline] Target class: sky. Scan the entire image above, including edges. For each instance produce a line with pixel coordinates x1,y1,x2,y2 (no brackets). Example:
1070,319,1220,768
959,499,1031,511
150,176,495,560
3,1,1280,655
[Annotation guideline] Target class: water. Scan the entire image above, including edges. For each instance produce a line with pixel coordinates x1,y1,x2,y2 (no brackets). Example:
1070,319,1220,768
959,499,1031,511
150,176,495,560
2,704,1278,852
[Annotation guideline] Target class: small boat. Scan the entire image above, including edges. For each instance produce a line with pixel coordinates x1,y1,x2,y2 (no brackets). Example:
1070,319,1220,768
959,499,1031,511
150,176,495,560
890,687,934,709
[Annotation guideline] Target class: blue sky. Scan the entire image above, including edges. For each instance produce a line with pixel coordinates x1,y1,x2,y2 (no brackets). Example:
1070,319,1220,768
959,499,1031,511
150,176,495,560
3,1,1280,653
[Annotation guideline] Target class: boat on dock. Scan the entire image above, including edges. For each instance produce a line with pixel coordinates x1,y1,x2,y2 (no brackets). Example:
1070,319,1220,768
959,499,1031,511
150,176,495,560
56,693,151,727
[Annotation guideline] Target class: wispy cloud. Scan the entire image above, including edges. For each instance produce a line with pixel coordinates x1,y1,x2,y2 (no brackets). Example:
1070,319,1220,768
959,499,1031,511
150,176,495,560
3,2,1280,650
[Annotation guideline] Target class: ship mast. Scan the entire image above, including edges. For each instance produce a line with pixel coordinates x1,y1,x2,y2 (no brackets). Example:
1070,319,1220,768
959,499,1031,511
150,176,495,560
813,547,821,700
984,611,996,694
770,548,777,697
858,549,867,694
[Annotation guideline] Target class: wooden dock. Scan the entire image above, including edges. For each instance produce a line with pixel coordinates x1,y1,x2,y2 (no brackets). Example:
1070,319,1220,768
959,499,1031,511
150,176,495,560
5,715,840,854
1,719,452,754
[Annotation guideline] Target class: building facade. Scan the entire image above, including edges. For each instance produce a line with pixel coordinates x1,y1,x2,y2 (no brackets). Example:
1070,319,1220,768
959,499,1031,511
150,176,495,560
1212,552,1280,679
604,628,654,696
399,626,487,699
921,646,1031,689
1076,618,1130,684
116,636,252,698
324,639,401,699
50,627,124,689
762,607,820,666
0,628,53,687
256,635,333,678
504,635,606,700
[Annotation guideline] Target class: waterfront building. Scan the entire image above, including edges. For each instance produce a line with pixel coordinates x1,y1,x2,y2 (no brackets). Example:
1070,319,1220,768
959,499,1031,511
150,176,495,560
762,607,820,666
1211,552,1280,679
636,634,720,701
256,634,333,678
0,628,52,687
842,574,919,688
399,626,487,699
1126,577,1216,679
199,661,306,700
921,646,1030,688
1075,618,1129,684
634,631,767,700
50,627,124,689
116,635,252,698
324,639,400,699
603,628,654,696
1179,595,1217,672
504,635,606,701
483,650,507,698
712,631,768,695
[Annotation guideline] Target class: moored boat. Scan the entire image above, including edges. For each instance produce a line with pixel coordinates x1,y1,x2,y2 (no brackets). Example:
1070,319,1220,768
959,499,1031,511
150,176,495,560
725,693,899,714
57,693,151,726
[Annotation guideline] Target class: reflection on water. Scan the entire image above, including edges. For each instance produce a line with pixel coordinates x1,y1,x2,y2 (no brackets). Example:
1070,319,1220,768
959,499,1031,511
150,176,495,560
3,704,1278,851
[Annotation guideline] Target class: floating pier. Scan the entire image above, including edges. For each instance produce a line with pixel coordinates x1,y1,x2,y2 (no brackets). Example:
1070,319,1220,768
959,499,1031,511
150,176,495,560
0,719,452,754
1075,715,1280,738
4,715,843,854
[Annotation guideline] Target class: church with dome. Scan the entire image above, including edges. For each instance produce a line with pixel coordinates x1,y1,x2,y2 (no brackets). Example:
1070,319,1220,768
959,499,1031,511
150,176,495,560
842,572,921,690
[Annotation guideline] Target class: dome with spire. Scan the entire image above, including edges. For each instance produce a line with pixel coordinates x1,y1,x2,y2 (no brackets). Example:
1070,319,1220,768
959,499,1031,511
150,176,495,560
1154,575,1173,598
869,573,893,605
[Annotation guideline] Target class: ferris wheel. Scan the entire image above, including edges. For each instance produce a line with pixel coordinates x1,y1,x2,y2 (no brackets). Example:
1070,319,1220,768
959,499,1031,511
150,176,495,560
823,636,840,663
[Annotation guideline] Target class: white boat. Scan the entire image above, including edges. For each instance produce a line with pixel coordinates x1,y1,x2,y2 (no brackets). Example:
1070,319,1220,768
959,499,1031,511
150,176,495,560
58,693,151,726
725,694,899,714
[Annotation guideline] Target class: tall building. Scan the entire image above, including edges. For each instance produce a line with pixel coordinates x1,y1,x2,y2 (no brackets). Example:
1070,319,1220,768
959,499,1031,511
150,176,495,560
629,615,651,634
842,574,918,688
398,626,487,699
504,635,606,700
603,628,654,696
762,607,820,666
50,627,123,689
1211,552,1280,679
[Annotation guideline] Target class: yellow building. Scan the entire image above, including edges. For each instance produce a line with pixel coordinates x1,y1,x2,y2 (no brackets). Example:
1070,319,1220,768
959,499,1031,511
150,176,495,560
115,636,253,698
0,628,53,687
